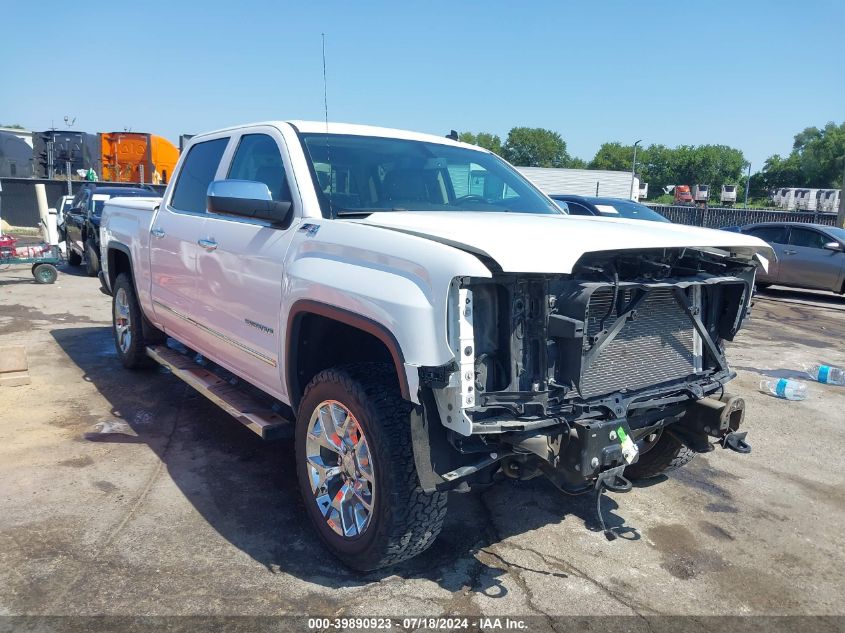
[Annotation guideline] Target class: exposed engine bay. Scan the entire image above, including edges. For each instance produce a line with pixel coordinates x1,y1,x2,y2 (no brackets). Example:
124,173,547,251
417,247,757,514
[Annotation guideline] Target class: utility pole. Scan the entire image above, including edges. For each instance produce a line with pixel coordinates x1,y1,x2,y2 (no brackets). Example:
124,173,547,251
630,140,642,200
744,162,751,208
838,160,845,228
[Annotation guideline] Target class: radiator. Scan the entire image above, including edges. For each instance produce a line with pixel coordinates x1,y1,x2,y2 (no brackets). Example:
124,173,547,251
580,287,700,398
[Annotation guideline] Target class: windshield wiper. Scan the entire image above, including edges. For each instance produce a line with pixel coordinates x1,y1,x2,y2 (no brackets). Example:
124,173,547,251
335,208,409,217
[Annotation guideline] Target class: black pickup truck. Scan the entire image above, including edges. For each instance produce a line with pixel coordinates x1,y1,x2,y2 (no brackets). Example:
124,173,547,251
64,185,158,276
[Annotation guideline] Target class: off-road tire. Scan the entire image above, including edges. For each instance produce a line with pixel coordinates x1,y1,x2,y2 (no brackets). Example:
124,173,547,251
67,247,82,266
625,431,695,480
85,243,100,277
112,273,161,369
295,363,448,571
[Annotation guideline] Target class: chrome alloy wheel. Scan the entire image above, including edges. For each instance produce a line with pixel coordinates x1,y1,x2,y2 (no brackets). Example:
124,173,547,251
305,400,375,538
114,287,132,354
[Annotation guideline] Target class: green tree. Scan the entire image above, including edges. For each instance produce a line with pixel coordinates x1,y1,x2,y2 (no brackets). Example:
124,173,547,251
588,142,635,171
792,122,845,187
755,153,803,195
502,127,570,167
755,121,845,194
0,123,25,129
458,131,503,156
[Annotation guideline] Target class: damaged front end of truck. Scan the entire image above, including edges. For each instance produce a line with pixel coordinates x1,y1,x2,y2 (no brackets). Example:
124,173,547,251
416,245,759,532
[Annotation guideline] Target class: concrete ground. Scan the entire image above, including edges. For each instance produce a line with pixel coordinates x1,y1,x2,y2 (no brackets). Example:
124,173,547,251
1,264,844,620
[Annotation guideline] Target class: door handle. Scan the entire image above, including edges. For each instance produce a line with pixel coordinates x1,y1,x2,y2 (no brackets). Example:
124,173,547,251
198,238,218,251
783,249,797,255
150,227,166,238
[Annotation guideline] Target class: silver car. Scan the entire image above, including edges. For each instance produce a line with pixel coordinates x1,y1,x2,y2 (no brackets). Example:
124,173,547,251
739,223,845,293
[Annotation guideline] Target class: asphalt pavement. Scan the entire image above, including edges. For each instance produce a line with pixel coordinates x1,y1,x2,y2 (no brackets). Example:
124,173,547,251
1,266,844,625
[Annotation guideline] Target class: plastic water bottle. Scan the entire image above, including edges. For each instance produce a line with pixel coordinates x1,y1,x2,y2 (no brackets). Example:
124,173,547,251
804,364,845,386
760,379,807,401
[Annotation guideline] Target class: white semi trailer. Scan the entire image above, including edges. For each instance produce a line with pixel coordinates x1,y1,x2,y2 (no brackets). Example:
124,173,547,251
516,167,640,200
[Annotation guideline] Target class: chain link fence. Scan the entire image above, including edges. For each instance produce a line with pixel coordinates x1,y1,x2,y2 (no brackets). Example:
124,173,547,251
645,204,838,229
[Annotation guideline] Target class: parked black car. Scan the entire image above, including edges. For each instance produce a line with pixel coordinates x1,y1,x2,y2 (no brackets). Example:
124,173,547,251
65,185,157,276
550,195,670,223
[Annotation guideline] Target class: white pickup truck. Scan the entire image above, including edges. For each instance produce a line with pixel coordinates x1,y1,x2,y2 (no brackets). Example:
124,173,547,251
100,121,772,570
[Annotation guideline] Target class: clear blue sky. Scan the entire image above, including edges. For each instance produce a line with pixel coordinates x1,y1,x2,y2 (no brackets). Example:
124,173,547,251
1,0,842,170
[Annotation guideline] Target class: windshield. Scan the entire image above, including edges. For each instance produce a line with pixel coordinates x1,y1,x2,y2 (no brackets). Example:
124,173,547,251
299,133,560,216
592,200,670,222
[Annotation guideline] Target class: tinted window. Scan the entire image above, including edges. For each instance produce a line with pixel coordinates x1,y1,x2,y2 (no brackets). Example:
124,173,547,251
228,134,291,201
747,226,787,244
300,133,559,216
824,227,845,243
789,228,828,249
171,138,228,213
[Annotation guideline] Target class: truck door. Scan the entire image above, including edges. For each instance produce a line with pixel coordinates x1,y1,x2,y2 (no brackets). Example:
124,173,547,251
191,129,299,400
149,137,230,348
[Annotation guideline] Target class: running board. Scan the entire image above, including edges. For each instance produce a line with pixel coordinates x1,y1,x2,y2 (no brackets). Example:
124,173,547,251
146,345,292,440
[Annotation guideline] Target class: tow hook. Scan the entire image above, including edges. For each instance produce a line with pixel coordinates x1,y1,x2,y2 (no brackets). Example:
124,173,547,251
721,430,751,453
594,465,632,541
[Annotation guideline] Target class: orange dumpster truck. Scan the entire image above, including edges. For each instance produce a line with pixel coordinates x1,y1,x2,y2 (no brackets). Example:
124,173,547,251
100,133,179,184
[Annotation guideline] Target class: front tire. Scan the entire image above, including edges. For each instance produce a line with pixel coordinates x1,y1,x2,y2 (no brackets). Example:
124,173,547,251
295,364,447,571
625,430,695,480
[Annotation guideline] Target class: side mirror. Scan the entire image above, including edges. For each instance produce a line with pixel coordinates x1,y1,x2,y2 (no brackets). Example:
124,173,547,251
556,201,570,214
206,179,293,225
823,241,843,252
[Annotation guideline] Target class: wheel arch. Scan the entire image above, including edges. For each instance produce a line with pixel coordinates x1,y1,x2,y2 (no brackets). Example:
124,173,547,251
285,300,411,409
105,241,134,291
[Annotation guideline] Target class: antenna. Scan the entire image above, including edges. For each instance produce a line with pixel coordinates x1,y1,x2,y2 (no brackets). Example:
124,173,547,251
321,33,329,130
63,115,76,128
321,33,334,218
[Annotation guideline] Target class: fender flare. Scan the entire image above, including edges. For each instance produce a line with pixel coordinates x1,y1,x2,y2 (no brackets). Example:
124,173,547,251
285,299,411,406
105,240,133,290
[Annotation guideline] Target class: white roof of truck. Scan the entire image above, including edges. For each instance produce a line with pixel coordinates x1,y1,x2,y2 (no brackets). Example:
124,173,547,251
190,120,481,150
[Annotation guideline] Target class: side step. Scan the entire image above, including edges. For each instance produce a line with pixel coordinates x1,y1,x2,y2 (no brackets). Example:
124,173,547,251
146,345,293,440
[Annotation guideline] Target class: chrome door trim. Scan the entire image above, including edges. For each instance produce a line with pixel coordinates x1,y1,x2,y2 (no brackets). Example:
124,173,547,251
153,300,277,367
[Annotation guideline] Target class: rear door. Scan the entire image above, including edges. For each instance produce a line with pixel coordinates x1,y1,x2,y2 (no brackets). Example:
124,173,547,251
780,226,843,291
191,127,300,399
149,136,230,347
744,225,787,283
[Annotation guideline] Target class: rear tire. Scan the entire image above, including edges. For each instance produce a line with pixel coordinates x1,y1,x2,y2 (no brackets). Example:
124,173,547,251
85,243,100,277
295,363,447,571
112,273,157,369
625,430,695,480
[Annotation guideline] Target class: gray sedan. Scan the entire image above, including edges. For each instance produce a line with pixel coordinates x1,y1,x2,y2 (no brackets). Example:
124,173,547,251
737,223,845,293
